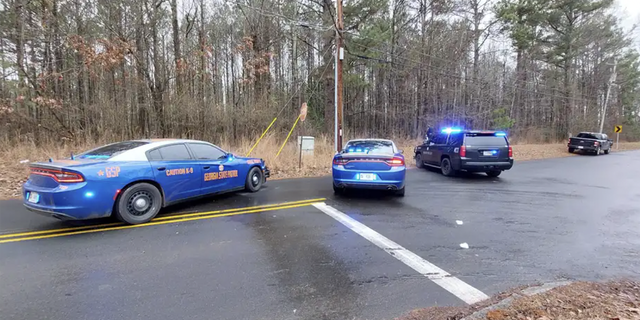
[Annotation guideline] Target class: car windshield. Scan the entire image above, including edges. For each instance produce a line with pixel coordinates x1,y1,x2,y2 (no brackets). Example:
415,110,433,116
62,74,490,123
77,141,149,159
465,135,507,146
577,133,598,139
344,140,395,155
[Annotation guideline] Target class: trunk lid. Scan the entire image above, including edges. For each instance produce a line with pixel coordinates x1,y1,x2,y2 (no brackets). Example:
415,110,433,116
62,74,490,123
28,159,103,188
338,154,397,171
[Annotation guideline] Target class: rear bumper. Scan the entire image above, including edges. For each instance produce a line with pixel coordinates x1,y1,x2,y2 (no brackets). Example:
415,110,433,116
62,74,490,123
333,181,404,190
22,183,114,220
332,166,406,190
458,159,514,172
568,144,598,151
23,205,78,220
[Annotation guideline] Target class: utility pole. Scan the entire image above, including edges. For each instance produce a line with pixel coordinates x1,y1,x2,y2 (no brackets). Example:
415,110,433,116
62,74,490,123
600,58,617,133
334,0,344,152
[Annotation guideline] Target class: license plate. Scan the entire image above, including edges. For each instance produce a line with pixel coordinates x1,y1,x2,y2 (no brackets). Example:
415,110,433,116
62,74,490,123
578,146,584,149
359,173,375,181
27,192,40,203
483,151,493,156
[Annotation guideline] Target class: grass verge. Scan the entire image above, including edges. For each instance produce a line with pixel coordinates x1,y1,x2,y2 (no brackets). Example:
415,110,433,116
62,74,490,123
2,137,640,200
395,280,640,320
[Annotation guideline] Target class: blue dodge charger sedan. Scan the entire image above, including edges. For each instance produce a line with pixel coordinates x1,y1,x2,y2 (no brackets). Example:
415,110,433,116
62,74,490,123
332,139,406,196
23,139,270,224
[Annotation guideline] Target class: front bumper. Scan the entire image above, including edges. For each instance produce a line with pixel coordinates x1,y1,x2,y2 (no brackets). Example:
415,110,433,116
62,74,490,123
263,166,270,182
459,160,513,172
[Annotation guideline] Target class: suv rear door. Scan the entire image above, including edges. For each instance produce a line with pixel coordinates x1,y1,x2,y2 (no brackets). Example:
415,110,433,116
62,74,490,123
463,133,510,163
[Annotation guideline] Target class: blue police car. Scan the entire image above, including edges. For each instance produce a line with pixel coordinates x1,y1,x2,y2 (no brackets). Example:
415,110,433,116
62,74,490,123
332,139,406,196
22,139,270,224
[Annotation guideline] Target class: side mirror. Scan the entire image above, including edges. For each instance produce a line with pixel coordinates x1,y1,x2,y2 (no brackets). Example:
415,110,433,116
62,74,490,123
226,153,235,160
398,149,404,154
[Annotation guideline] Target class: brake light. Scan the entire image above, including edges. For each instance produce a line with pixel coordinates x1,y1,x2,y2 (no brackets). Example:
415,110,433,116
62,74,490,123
386,157,405,166
508,146,513,158
333,157,348,165
594,141,599,146
30,168,85,183
460,145,466,157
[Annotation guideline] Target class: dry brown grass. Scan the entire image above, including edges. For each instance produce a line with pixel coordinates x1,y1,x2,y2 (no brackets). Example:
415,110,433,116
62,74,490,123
2,137,640,200
396,280,640,320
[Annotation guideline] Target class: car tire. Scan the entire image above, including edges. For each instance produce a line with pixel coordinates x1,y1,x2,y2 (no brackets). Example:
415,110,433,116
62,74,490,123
333,184,343,195
604,148,610,154
245,167,264,192
415,155,424,169
441,157,455,176
395,187,405,197
486,171,502,178
568,148,575,153
114,183,163,225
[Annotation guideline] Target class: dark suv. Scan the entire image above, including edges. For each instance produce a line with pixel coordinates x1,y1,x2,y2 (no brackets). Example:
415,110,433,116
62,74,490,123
414,128,514,177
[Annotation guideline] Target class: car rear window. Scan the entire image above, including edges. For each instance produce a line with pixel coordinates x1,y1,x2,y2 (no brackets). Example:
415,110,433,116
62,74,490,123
344,140,395,155
78,141,149,159
465,135,508,146
577,133,599,139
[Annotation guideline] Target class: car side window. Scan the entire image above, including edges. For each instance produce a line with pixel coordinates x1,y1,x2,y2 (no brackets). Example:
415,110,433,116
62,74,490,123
147,149,162,161
448,133,462,146
188,143,227,160
433,134,447,145
157,144,192,161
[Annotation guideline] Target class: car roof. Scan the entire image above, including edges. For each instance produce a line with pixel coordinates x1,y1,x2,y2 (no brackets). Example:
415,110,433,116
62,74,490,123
106,139,219,161
346,138,395,143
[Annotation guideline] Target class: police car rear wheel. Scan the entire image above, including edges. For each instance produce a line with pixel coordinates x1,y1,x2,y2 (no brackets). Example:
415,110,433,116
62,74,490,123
441,158,454,176
115,183,162,225
245,167,263,192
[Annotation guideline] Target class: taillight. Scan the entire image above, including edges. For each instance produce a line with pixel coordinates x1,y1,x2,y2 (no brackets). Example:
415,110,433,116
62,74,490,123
386,157,405,166
594,141,599,146
508,146,513,158
333,158,348,165
460,145,466,157
30,168,85,183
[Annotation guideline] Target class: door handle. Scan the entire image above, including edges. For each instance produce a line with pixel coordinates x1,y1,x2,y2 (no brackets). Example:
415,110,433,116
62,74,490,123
157,167,166,171
203,166,210,170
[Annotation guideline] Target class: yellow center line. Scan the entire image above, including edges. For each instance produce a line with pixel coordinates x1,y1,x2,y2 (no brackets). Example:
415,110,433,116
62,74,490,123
0,198,326,240
0,201,321,244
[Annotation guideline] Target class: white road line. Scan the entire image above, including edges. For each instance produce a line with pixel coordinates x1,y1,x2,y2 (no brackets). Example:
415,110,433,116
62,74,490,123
312,202,489,305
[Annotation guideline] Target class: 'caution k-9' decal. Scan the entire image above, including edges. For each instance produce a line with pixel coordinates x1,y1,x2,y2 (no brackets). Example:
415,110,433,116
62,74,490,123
204,170,238,182
166,167,194,176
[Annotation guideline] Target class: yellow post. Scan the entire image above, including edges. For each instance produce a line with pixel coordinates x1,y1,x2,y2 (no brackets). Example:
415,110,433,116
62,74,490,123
276,115,301,159
246,117,277,157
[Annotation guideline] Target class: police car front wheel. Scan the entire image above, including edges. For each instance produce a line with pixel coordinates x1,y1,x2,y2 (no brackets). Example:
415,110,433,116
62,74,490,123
245,167,264,192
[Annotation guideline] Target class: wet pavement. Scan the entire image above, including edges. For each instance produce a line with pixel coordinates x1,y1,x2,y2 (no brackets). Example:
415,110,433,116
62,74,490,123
2,151,640,319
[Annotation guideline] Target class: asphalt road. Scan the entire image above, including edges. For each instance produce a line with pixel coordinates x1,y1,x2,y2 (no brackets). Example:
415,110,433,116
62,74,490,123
2,151,640,320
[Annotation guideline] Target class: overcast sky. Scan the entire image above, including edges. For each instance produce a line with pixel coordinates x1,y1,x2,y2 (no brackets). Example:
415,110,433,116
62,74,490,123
615,0,640,34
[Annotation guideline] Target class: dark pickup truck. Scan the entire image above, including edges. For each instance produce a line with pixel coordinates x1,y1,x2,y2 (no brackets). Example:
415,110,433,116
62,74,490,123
568,132,613,155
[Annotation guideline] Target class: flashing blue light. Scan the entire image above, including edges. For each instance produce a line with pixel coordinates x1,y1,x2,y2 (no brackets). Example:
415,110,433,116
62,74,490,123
85,191,94,198
356,148,362,152
491,150,498,155
441,127,462,134
495,132,507,137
